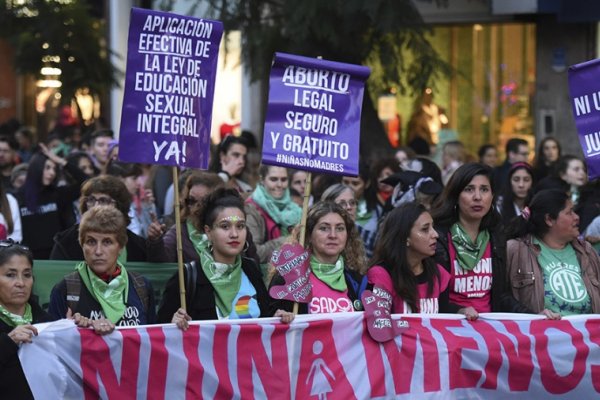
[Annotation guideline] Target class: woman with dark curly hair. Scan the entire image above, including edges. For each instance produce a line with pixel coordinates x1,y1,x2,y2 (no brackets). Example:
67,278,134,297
270,201,367,314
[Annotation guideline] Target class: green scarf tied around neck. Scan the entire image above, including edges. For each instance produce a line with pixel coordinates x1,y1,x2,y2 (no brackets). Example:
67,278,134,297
0,303,32,327
310,255,347,292
197,240,242,318
251,184,302,233
76,261,129,324
450,223,490,271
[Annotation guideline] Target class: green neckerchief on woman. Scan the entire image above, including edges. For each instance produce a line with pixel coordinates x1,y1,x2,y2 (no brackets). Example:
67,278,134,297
450,223,490,271
251,184,302,233
310,255,347,291
76,261,129,324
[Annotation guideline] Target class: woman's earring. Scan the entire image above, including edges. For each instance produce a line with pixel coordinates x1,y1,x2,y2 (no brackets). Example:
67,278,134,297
406,240,410,247
243,241,249,252
208,242,213,253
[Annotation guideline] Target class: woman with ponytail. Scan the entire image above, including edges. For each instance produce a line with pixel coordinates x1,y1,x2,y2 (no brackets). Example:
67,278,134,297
506,189,600,316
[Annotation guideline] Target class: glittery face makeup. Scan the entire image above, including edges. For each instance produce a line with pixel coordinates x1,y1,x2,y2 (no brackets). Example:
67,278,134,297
205,208,247,264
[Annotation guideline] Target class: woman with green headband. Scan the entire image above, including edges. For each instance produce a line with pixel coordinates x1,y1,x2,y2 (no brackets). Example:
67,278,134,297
0,240,54,398
48,206,155,331
270,201,367,314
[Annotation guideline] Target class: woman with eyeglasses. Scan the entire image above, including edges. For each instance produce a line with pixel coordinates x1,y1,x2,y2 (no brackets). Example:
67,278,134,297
50,175,155,262
269,201,367,314
49,206,155,331
155,171,224,264
245,165,302,268
157,188,293,326
321,184,358,221
0,240,55,398
15,144,89,259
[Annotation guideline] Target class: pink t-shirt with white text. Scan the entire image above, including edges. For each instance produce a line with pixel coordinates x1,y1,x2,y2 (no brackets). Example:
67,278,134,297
447,234,493,312
367,265,450,314
308,273,354,314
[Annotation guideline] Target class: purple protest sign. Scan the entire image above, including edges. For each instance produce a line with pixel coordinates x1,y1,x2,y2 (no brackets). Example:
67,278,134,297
262,53,370,176
118,8,223,168
568,58,600,180
268,242,312,303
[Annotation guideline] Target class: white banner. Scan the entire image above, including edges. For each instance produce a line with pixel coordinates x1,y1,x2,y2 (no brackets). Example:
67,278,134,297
19,314,600,399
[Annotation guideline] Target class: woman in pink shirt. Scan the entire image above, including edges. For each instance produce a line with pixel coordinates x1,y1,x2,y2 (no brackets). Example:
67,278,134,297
270,201,367,314
367,203,450,314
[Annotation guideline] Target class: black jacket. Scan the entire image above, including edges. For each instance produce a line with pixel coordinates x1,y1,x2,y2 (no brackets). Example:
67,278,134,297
15,160,89,259
157,256,270,322
0,299,54,400
50,224,150,262
434,224,532,313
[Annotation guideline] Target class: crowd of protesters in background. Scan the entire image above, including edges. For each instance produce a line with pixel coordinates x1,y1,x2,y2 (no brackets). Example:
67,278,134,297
0,115,598,326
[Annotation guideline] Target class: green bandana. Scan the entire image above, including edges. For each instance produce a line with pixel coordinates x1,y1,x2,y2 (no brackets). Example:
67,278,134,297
118,246,127,265
0,303,32,327
310,255,347,292
198,240,242,318
251,184,302,233
76,261,129,324
187,220,209,252
450,223,490,271
355,198,372,225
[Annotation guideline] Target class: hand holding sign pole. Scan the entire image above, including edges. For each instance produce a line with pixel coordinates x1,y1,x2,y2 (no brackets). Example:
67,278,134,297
119,8,223,310
263,53,370,314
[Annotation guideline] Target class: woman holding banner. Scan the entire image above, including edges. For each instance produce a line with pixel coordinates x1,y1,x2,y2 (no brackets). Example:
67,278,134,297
365,203,450,314
506,189,600,315
270,201,367,314
48,206,156,330
245,165,302,268
431,163,541,320
157,188,293,328
0,240,54,399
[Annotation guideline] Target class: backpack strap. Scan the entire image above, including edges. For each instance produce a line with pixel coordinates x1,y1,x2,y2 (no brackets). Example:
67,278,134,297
184,261,198,308
65,271,82,314
128,271,150,313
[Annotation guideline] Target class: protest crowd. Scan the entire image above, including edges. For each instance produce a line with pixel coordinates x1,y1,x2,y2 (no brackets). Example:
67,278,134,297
1,8,600,397
0,114,599,396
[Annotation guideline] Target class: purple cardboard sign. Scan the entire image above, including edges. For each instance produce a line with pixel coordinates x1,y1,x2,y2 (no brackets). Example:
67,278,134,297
262,53,370,176
118,8,223,168
268,242,312,303
568,58,600,180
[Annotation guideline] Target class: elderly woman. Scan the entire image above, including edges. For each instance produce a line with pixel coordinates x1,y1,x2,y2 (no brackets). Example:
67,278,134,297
270,201,367,314
157,188,292,328
0,241,54,398
506,189,600,315
48,206,155,331
50,175,154,262
321,183,358,220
